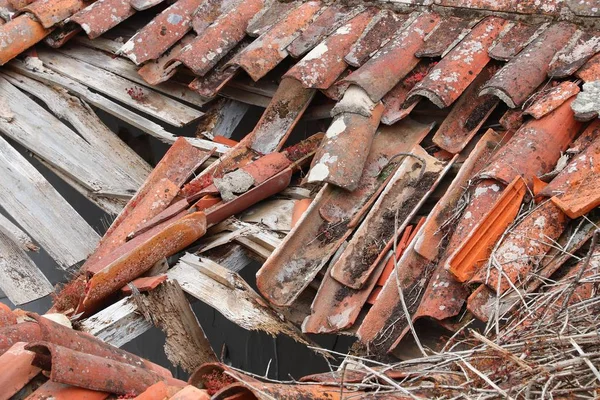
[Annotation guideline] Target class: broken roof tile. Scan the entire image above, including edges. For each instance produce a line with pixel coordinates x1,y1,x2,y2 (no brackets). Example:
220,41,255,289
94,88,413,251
121,274,168,295
344,9,406,67
415,16,471,58
191,0,236,34
0,322,42,356
175,0,264,76
69,0,137,39
480,22,578,108
576,52,600,82
245,0,299,37
523,81,580,119
0,342,41,399
119,0,204,65
0,14,49,66
408,16,507,108
548,30,600,78
235,1,321,81
488,21,546,61
343,12,441,102
20,0,86,29
286,4,361,58
27,381,110,400
551,173,600,218
138,34,196,85
284,7,378,90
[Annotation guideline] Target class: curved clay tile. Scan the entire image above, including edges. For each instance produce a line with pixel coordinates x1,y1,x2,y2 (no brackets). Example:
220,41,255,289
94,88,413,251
488,21,547,62
415,16,472,58
576,52,600,82
0,14,49,65
407,16,507,108
523,81,580,119
19,0,86,28
69,0,137,39
245,0,299,37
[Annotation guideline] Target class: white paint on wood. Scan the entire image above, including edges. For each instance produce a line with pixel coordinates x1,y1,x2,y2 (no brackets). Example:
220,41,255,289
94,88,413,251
0,231,53,305
0,135,99,269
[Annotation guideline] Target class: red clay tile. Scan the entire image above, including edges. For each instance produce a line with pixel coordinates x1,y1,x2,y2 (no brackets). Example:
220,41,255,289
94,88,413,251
80,212,207,315
576,52,600,82
435,0,514,12
120,0,204,65
345,9,406,67
551,173,600,218
69,0,136,39
27,381,110,400
284,8,378,90
0,322,41,356
121,275,167,295
7,0,32,9
515,0,565,14
191,0,236,35
415,16,472,58
469,200,569,294
446,176,526,282
330,146,444,289
26,342,185,395
306,102,385,191
44,24,81,47
291,198,312,229
343,12,441,102
257,121,430,306
169,386,210,400
134,381,183,400
175,0,263,76
20,0,86,28
498,108,524,131
0,303,16,328
566,0,600,16
524,81,580,119
488,21,546,61
130,199,193,239
408,16,507,108
481,22,578,108
548,30,600,78
0,14,49,66
245,0,298,37
0,342,41,400
139,34,196,85
479,99,582,187
286,4,360,58
431,62,500,153
235,1,321,81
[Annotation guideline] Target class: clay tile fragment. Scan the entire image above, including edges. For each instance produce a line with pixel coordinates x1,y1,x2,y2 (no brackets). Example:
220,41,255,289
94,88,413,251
120,0,204,65
0,322,41,355
431,62,500,154
291,198,312,229
344,9,406,67
139,34,196,85
408,16,507,108
28,381,109,400
284,8,378,90
343,12,441,103
480,22,578,108
446,176,526,282
551,175,600,219
169,386,210,399
0,342,41,399
515,0,564,14
121,275,167,295
524,81,580,119
286,4,361,58
245,0,298,37
20,0,86,29
469,200,569,294
134,381,182,400
548,30,600,78
576,53,600,82
235,1,321,81
478,98,581,187
69,0,136,39
0,14,49,65
175,0,264,76
0,303,16,328
488,21,546,62
415,16,471,58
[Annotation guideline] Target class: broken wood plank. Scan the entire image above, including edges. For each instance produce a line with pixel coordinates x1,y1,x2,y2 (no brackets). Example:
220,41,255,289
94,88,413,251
36,48,203,127
56,45,208,108
0,135,99,269
133,281,217,373
0,213,38,252
8,58,228,154
241,199,295,232
197,98,249,139
0,231,52,305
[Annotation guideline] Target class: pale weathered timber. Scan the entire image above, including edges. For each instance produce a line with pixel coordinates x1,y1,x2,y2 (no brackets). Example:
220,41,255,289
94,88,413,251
197,99,249,139
0,213,38,252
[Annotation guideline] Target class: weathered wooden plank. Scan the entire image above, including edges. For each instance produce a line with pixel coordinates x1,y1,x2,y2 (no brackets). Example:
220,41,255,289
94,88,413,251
0,135,99,269
0,231,52,305
8,58,229,154
197,99,249,139
36,48,203,127
133,281,217,373
241,199,295,232
2,71,151,186
0,213,38,252
56,45,208,108
0,75,138,196
73,35,122,54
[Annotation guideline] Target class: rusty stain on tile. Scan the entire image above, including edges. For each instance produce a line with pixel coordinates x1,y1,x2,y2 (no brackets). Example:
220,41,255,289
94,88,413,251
415,16,471,58
431,62,499,153
175,0,263,76
236,1,321,81
0,342,40,399
447,176,526,282
469,200,568,293
576,52,600,82
481,22,578,108
409,16,507,108
20,0,86,29
488,21,546,62
307,100,385,191
343,12,440,103
479,99,581,187
524,81,580,119
287,4,361,58
28,381,110,400
330,146,443,289
0,14,49,66
257,121,430,307
284,8,378,90
548,30,600,78
120,0,204,65
345,9,406,67
69,0,137,39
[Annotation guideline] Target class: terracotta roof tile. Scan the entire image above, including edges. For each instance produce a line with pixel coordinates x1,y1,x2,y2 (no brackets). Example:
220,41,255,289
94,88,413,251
245,0,299,37
576,52,600,82
488,21,545,61
523,80,580,119
548,30,600,77
0,14,49,65
415,16,472,58
0,322,42,355
0,303,16,328
69,0,136,39
0,342,41,399
27,381,110,400
19,0,85,29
